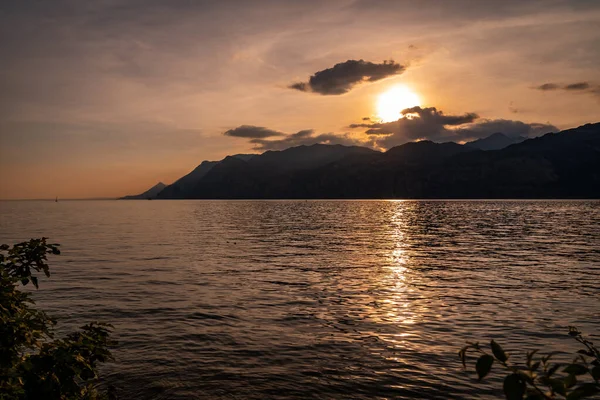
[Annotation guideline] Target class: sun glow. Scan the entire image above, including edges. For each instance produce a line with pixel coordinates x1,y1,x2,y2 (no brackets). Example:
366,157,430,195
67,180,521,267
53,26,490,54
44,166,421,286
376,85,421,122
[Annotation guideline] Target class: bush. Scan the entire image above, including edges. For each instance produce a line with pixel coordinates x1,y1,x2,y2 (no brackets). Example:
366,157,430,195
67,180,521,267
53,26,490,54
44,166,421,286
459,327,599,399
0,238,116,400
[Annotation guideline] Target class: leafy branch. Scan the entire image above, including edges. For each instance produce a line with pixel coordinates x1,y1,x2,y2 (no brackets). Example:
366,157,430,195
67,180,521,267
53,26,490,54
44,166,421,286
459,328,600,400
1,238,117,399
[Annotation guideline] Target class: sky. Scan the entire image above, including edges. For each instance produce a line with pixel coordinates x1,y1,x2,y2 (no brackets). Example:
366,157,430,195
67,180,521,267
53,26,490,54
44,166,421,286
0,0,599,199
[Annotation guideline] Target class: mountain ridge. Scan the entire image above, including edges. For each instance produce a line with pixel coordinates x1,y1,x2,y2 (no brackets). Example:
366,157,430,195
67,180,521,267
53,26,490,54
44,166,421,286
465,132,526,151
120,123,600,199
121,182,167,199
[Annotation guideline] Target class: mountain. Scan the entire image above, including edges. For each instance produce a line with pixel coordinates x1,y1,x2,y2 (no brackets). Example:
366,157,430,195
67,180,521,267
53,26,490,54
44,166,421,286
157,144,377,199
384,140,474,164
422,123,600,198
120,182,167,199
156,161,218,199
232,154,256,162
250,144,376,173
156,154,256,199
465,132,525,151
134,122,599,199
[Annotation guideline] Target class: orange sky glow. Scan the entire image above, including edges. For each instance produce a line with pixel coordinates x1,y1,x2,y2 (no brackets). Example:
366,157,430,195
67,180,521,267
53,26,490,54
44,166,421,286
0,1,599,199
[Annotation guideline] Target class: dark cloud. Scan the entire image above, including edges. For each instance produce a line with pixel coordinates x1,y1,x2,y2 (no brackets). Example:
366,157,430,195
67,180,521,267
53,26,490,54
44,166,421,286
291,129,314,138
289,82,310,92
251,132,369,151
224,126,369,151
535,82,600,97
226,108,558,153
403,106,479,125
457,119,557,138
349,106,478,138
289,59,405,95
536,83,559,91
350,106,557,149
223,125,285,138
564,82,591,90
350,107,478,130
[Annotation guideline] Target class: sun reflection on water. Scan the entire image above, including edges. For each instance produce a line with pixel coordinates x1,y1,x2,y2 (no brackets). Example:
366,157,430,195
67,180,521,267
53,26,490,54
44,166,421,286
368,203,420,349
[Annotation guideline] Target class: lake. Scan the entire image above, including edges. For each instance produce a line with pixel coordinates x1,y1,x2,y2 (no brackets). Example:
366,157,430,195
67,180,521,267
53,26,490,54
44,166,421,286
1,200,599,399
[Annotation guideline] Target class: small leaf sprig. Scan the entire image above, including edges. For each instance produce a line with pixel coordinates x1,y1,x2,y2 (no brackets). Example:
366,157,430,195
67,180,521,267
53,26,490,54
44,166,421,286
459,327,599,400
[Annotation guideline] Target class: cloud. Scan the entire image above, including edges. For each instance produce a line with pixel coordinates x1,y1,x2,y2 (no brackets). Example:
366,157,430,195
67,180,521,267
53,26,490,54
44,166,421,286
251,132,369,151
351,107,478,129
536,83,560,91
224,126,370,151
457,119,557,138
404,106,479,125
350,106,557,149
564,82,590,90
223,125,285,138
226,107,558,153
289,59,405,95
349,106,478,140
535,82,600,97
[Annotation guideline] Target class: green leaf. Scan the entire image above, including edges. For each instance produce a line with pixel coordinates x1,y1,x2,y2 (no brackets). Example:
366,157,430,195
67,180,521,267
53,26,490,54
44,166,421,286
566,383,600,400
549,378,566,396
565,373,577,389
564,364,588,376
476,354,494,381
491,340,509,362
504,373,526,400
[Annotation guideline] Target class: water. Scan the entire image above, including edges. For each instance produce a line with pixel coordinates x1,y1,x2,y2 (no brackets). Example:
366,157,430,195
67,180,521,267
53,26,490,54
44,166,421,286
1,200,599,399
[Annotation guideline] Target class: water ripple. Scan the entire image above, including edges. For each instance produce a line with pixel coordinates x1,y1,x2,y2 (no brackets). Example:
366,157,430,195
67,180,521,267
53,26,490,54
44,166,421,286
0,200,598,399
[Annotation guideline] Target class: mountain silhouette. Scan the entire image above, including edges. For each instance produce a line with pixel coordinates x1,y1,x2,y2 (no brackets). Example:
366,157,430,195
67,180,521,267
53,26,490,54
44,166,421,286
121,182,166,199
465,132,526,151
154,161,219,199
142,154,255,199
156,144,377,199
384,140,474,165
123,122,599,199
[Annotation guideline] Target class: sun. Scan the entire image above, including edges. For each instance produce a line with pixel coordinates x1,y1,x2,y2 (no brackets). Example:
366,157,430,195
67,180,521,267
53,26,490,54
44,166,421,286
376,85,421,122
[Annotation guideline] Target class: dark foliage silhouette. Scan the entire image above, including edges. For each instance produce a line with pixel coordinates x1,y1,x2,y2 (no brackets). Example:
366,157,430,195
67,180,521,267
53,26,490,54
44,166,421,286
459,327,599,399
0,238,116,399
